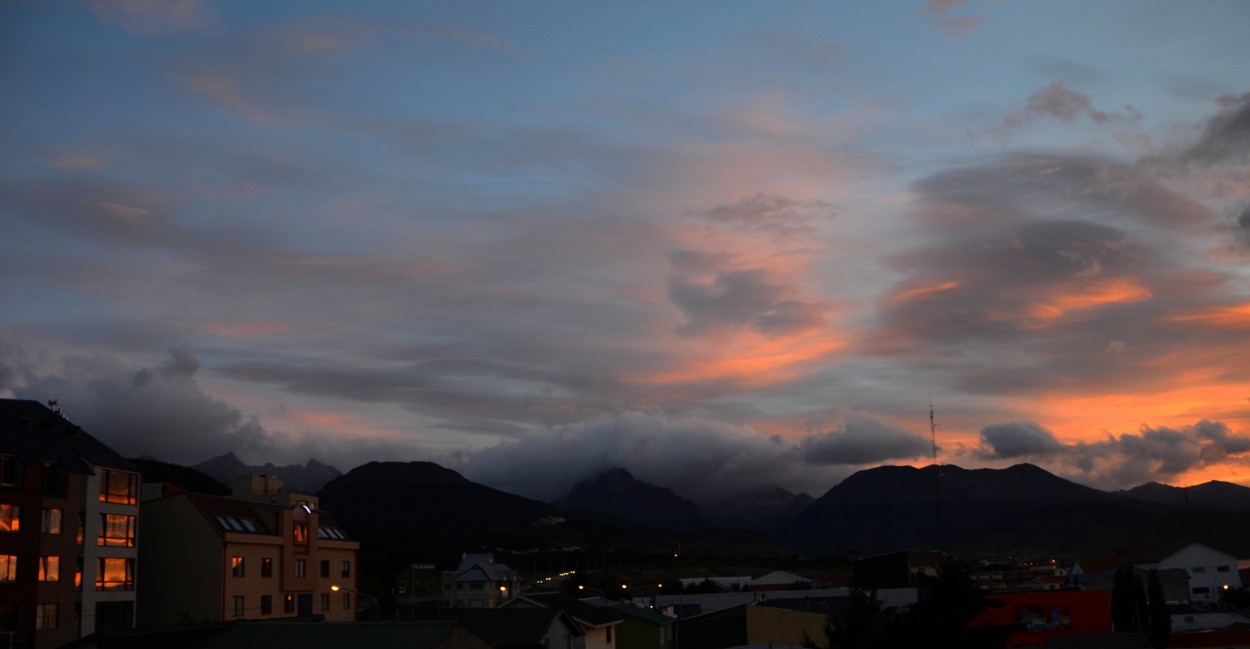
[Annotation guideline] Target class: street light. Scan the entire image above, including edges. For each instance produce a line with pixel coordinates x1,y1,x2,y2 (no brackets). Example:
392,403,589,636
331,584,380,620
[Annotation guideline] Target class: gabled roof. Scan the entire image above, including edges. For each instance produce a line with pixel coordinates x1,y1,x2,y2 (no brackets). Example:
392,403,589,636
603,602,676,626
453,554,517,582
508,593,623,628
448,608,581,649
0,399,137,473
178,492,354,541
750,570,811,586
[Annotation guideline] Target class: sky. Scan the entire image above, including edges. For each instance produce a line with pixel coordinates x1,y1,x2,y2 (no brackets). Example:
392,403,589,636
3,1,1250,503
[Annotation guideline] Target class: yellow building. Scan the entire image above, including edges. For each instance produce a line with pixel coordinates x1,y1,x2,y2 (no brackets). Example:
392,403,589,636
137,479,359,626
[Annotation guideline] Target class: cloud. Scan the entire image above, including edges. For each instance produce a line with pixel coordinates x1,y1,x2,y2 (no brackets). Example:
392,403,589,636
993,82,1142,137
799,409,932,465
920,0,984,36
667,250,829,338
89,0,211,36
182,70,283,126
975,421,1065,459
696,193,832,238
966,419,1250,489
1183,92,1250,165
1,348,276,465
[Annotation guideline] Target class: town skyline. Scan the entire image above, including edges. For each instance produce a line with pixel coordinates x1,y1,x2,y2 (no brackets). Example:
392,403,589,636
3,2,1250,500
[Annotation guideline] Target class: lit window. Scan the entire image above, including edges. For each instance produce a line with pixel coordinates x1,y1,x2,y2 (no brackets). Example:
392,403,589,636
320,593,329,611
261,557,273,578
38,556,59,582
231,556,245,578
42,508,62,534
98,514,136,547
283,595,295,614
341,561,350,578
232,596,245,617
36,603,58,630
0,504,20,532
293,522,308,544
0,554,16,581
260,595,272,615
295,559,306,578
96,557,134,591
99,470,138,505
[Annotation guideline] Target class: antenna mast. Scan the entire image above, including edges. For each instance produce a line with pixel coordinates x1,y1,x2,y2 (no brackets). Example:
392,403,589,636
929,397,938,468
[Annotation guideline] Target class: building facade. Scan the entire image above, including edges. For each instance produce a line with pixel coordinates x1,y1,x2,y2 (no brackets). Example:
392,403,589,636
137,477,359,626
441,554,521,609
0,399,140,649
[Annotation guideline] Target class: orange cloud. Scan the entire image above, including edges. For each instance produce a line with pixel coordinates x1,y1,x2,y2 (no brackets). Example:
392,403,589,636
892,281,959,304
1039,383,1250,443
630,329,847,389
1170,303,1250,327
1025,278,1152,323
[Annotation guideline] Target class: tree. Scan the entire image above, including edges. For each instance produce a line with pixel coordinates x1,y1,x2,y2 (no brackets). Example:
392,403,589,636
1145,569,1171,649
1111,565,1148,632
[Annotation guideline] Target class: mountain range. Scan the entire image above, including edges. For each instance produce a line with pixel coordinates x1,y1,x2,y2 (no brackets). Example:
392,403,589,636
192,452,342,494
152,453,1250,559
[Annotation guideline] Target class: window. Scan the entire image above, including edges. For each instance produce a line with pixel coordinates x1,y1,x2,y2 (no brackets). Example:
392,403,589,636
0,504,19,532
293,522,308,544
0,554,16,581
38,556,59,582
99,470,138,505
75,558,83,589
320,593,329,612
96,557,134,591
260,595,272,615
232,596,244,617
341,561,351,578
606,625,612,644
36,603,58,631
1193,566,1206,574
231,556,245,578
0,455,18,488
42,508,62,534
98,514,136,547
1194,586,1211,595
261,557,273,578
42,462,67,496
342,592,351,610
284,595,295,614
295,559,306,578
320,560,330,578
1218,565,1231,573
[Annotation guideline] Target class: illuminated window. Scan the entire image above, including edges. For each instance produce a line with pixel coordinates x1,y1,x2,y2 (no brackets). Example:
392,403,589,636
320,593,329,612
295,559,306,578
283,595,295,614
98,470,138,505
0,504,19,532
36,603,58,631
260,595,272,615
261,557,273,578
0,554,16,581
320,560,330,578
342,592,351,610
96,557,134,591
293,522,308,544
231,556,245,578
98,514,136,547
232,596,244,617
42,508,62,534
38,556,59,582
341,561,350,578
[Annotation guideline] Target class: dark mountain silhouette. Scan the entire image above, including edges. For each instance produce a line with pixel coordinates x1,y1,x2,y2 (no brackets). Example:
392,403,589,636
193,452,342,494
1116,480,1250,512
702,484,814,533
131,456,230,495
317,461,558,537
555,467,710,531
787,463,1250,557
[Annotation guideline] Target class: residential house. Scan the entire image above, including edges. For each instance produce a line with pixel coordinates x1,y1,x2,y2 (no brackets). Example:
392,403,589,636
442,554,521,609
602,602,675,649
747,571,812,592
63,620,494,649
1073,542,1241,606
448,607,583,649
137,476,359,626
503,593,622,649
677,601,828,649
0,399,141,649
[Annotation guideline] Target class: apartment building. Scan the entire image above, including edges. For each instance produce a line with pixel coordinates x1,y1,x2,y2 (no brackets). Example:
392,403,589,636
0,399,140,649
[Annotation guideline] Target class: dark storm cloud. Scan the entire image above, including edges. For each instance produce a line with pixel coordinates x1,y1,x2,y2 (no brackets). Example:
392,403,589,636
1183,92,1250,165
799,410,932,465
1,348,275,464
667,250,828,337
966,419,1250,489
976,421,1065,458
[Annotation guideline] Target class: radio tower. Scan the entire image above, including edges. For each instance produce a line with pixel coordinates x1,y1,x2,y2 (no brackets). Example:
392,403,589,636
929,397,944,550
